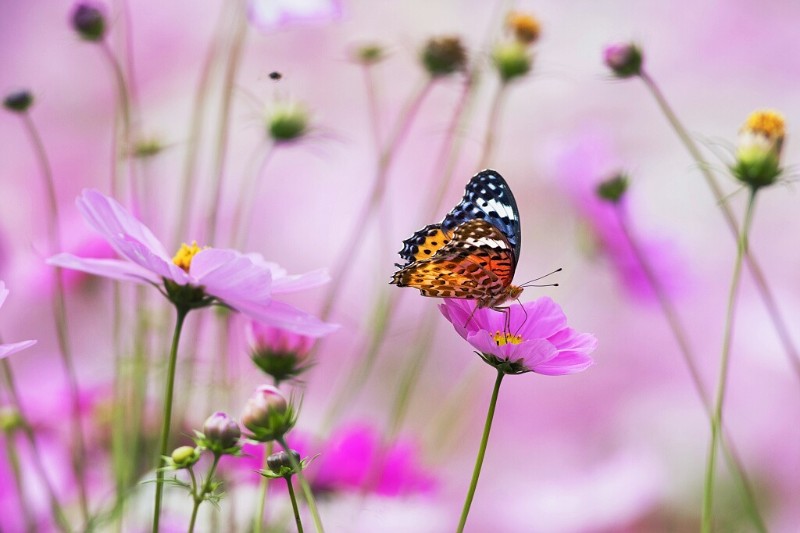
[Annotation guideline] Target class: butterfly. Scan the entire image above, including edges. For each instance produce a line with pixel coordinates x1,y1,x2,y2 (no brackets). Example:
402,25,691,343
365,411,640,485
390,169,523,309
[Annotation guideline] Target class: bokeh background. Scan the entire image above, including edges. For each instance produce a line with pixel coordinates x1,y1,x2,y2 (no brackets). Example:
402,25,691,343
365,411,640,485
2,0,800,531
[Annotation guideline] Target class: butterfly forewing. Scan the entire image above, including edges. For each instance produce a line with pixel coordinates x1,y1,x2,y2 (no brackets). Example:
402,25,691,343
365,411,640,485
397,224,453,267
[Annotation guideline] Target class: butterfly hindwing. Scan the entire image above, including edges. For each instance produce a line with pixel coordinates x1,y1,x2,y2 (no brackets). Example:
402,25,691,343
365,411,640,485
441,169,521,265
397,224,453,266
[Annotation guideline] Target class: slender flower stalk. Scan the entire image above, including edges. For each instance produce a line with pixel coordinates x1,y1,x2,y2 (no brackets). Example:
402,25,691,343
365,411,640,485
457,369,503,532
637,70,800,382
188,454,222,533
276,436,324,533
285,476,304,533
702,190,758,532
477,82,509,169
609,193,765,531
1,359,71,532
7,101,90,522
99,39,134,199
253,441,274,533
152,307,189,532
3,421,37,532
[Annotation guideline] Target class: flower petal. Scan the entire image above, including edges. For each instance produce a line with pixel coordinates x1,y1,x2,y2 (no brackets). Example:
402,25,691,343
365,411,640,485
235,299,339,337
533,351,595,376
0,339,36,359
513,297,568,339
0,281,7,309
271,268,330,294
47,254,160,284
190,249,273,304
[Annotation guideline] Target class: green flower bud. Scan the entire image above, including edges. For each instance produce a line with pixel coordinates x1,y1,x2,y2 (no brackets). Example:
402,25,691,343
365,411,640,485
170,446,201,469
596,173,629,203
0,407,23,433
603,43,643,78
732,109,786,190
71,3,106,42
420,36,467,77
492,42,532,83
267,102,309,143
267,450,302,477
353,43,386,65
199,412,241,454
3,90,34,113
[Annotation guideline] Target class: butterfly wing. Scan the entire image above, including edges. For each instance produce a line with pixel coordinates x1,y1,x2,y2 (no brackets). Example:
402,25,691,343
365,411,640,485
391,219,516,303
441,169,521,266
396,224,453,267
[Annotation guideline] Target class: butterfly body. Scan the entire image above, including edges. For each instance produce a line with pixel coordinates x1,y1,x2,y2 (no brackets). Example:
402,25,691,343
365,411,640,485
390,169,523,309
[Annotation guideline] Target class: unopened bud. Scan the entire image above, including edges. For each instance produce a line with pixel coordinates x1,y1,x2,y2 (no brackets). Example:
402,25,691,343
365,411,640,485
596,173,629,203
421,36,467,77
492,42,532,83
603,43,643,78
71,3,106,41
3,90,33,113
201,412,241,453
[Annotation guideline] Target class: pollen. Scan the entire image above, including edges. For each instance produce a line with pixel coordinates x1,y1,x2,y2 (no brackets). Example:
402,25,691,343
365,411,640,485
743,110,785,140
493,331,522,346
506,11,541,45
172,241,205,272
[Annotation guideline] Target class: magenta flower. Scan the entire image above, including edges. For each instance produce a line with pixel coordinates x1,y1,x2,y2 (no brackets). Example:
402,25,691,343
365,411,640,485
0,282,36,359
47,189,337,336
247,0,342,31
439,298,596,375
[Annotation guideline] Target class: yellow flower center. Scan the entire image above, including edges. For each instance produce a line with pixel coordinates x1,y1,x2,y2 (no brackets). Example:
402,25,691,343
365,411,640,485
742,110,785,140
506,11,541,44
493,331,523,346
172,241,205,272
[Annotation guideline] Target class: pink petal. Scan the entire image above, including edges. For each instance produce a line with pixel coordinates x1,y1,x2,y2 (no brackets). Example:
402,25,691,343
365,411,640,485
236,299,339,337
513,297,568,339
0,340,36,360
0,281,7,309
271,268,331,294
47,254,160,284
534,352,595,376
190,249,273,303
77,189,170,260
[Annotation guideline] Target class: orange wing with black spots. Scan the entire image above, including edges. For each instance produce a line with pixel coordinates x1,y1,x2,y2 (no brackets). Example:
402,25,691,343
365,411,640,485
396,224,453,266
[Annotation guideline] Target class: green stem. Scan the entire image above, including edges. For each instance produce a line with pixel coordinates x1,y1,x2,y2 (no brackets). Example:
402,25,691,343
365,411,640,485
277,437,324,533
285,476,304,533
188,454,221,533
253,441,274,533
4,428,37,532
477,81,508,169
17,111,89,524
701,190,758,532
1,359,72,532
99,39,133,200
639,71,800,383
457,369,504,533
614,206,765,532
152,306,189,533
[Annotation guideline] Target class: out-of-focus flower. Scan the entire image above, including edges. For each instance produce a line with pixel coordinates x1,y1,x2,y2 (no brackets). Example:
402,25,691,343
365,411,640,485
596,173,630,204
247,0,342,31
199,412,241,454
70,2,107,41
492,41,532,83
3,90,33,113
352,42,386,66
603,42,643,78
420,36,467,77
0,282,36,359
440,298,595,375
505,11,541,45
555,134,686,301
47,189,337,336
732,109,786,189
266,102,310,143
241,385,296,442
132,136,165,158
249,321,316,382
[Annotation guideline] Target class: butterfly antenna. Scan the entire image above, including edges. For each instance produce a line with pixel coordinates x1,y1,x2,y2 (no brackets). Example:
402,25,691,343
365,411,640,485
520,267,563,288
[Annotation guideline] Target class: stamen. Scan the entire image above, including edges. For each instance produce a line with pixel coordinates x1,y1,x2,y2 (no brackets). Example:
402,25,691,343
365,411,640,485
172,241,205,272
493,331,522,346
743,110,785,140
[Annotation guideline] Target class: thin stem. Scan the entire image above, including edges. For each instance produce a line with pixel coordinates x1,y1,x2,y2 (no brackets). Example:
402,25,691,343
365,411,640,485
318,77,435,320
639,71,800,383
477,81,508,169
233,144,276,249
19,111,89,523
205,2,248,244
4,429,37,533
277,437,324,533
99,40,133,200
457,369,504,533
188,454,221,533
614,205,765,532
701,190,758,532
362,64,383,152
152,306,190,533
285,477,304,533
1,359,72,532
253,441,274,533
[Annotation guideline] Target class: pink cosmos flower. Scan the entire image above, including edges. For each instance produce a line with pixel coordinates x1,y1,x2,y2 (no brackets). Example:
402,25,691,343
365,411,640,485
0,281,36,359
47,189,337,336
247,0,343,31
439,298,596,375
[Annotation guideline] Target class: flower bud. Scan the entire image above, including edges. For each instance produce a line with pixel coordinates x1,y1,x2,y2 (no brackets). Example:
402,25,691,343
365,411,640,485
170,445,201,469
3,90,34,113
506,12,541,45
420,36,467,77
596,173,629,203
201,412,241,453
732,109,785,189
267,102,309,143
267,450,302,476
353,43,386,66
241,385,295,442
132,137,164,158
71,3,106,42
0,407,23,433
603,42,643,78
249,322,314,383
492,42,532,83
